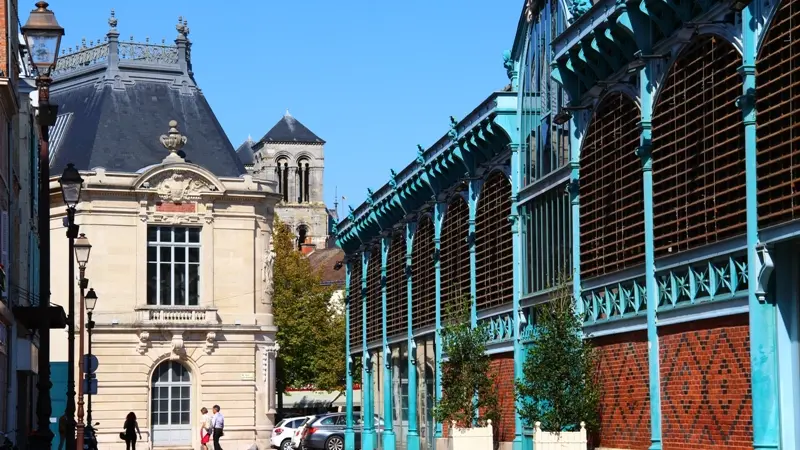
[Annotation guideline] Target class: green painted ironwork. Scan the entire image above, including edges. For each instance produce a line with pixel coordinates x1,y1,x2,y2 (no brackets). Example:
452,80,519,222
581,254,749,325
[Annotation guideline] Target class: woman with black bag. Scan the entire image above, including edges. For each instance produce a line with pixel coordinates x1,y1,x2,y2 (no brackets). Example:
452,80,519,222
121,412,142,450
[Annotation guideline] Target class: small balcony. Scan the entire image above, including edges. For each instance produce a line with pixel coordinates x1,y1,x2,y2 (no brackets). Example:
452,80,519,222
134,305,218,327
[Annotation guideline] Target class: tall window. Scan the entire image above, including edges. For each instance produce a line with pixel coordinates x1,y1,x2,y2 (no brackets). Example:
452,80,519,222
297,157,310,203
147,226,201,306
276,157,289,202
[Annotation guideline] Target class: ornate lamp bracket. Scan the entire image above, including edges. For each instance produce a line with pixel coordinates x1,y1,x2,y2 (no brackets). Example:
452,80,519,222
755,243,774,303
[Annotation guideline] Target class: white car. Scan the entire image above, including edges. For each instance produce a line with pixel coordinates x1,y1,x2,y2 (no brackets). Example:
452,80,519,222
292,416,316,450
272,416,312,450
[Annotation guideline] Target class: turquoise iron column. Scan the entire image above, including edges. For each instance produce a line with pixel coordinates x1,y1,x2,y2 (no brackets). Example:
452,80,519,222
637,60,663,450
740,4,780,447
345,260,355,450
567,116,583,318
381,236,396,450
433,201,446,438
468,182,480,327
362,250,376,450
510,142,524,450
406,222,420,450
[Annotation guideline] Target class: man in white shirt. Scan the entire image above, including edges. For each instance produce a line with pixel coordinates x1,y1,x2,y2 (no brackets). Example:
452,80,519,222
212,405,225,450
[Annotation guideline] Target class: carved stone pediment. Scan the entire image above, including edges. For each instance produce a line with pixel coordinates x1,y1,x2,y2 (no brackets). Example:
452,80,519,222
147,170,217,203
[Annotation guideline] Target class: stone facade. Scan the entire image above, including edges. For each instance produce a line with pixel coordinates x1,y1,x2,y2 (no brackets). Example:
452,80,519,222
48,155,281,450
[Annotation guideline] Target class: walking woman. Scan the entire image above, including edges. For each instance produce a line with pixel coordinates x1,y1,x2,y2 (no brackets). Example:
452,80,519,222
123,412,143,450
200,407,212,450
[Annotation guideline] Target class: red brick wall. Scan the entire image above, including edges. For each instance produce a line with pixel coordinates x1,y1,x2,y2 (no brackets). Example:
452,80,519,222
592,331,651,449
489,353,516,442
443,353,516,442
659,314,752,450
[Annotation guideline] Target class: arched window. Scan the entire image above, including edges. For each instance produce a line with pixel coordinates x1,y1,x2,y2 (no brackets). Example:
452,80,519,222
349,256,363,350
652,35,746,257
412,216,436,330
475,171,513,311
151,361,191,447
580,92,644,279
440,194,469,314
366,245,381,344
297,157,311,203
757,0,800,227
297,224,309,250
276,157,289,203
386,231,408,338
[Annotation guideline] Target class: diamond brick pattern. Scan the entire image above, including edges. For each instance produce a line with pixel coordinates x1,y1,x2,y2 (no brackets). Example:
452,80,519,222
592,332,651,449
489,354,516,443
659,314,752,450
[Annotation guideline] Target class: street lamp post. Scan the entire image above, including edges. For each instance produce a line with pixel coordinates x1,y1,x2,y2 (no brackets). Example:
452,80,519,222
84,289,98,438
59,163,83,450
21,3,64,450
74,234,92,450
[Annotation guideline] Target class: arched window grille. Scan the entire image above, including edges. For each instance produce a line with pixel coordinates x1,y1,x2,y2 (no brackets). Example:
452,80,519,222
386,231,408,338
652,35,746,257
757,0,800,227
348,256,363,350
412,216,436,330
276,157,289,203
475,171,513,311
580,92,644,279
440,194,469,315
366,246,382,344
297,157,311,203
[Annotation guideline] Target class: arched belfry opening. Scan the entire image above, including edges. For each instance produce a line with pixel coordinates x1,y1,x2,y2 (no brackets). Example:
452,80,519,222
150,360,192,446
297,224,309,251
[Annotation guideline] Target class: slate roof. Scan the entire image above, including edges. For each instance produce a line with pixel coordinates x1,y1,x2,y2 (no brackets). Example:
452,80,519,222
307,247,345,286
257,111,325,145
236,137,255,166
49,81,245,177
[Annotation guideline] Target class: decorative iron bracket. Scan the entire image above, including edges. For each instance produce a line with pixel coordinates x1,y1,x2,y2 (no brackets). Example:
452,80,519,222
755,243,774,303
517,309,528,339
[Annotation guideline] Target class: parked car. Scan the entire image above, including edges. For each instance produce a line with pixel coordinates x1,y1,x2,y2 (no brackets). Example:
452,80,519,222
292,415,317,450
301,413,385,450
272,416,313,450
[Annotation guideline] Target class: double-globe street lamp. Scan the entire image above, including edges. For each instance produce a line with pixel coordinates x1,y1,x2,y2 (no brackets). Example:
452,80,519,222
21,2,64,450
85,288,98,440
59,163,82,450
74,233,92,450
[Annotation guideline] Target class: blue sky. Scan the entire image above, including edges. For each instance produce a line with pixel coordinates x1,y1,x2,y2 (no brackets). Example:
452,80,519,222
46,0,522,214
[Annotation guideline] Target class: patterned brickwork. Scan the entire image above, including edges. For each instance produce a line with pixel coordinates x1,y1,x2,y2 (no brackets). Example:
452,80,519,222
489,353,516,443
592,332,651,449
659,314,752,450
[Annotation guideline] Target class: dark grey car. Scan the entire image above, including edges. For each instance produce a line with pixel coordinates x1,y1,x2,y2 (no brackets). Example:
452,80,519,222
301,413,384,450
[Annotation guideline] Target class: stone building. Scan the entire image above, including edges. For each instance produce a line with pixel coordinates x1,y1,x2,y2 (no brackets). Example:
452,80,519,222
237,112,331,253
45,14,280,450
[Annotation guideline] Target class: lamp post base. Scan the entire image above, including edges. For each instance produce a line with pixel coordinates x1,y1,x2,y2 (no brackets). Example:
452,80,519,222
29,428,55,450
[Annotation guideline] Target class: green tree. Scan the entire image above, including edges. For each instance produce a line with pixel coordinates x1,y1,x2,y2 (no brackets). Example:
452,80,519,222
272,217,346,392
433,294,499,428
516,274,600,432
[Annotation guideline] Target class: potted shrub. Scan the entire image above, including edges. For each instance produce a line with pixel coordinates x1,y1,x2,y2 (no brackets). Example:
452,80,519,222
516,275,599,449
433,295,499,450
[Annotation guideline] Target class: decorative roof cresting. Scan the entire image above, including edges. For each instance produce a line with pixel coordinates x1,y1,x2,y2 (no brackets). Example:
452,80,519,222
160,120,188,163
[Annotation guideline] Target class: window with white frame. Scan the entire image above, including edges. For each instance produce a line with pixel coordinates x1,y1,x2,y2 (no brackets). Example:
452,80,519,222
147,226,200,306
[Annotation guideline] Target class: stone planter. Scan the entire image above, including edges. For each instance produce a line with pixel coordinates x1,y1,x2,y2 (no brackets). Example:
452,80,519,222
436,420,494,450
532,421,587,450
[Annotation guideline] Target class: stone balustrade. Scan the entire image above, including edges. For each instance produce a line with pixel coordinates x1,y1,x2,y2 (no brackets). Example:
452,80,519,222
134,305,218,325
